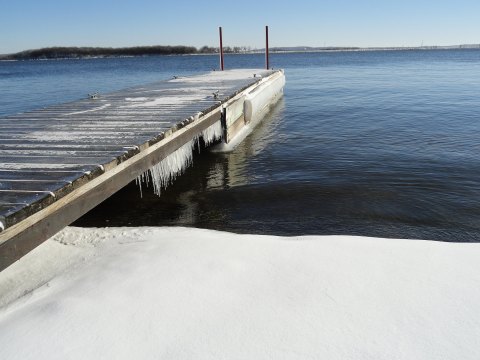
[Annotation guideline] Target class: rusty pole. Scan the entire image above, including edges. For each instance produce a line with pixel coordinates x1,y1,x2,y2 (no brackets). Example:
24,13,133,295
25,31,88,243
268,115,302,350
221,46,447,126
265,25,269,70
219,27,224,71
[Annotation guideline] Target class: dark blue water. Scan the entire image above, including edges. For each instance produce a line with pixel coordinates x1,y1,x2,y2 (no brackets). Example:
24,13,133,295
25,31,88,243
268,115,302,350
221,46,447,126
2,50,480,241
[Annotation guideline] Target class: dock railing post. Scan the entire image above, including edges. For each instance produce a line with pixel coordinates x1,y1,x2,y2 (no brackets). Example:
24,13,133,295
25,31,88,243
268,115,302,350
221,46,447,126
219,26,224,71
265,25,269,70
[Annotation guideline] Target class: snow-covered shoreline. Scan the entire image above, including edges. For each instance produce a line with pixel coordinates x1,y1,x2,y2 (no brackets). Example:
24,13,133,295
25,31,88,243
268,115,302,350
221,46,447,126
1,226,479,359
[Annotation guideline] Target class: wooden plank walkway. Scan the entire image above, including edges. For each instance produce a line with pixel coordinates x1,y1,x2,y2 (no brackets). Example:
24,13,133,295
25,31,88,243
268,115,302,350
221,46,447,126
0,69,280,270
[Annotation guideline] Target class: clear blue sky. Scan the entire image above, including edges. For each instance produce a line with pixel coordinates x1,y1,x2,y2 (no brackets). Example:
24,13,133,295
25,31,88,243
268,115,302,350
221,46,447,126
1,0,479,54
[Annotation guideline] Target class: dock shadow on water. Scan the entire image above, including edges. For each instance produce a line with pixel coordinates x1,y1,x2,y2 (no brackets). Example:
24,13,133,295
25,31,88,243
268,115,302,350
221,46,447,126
75,94,480,242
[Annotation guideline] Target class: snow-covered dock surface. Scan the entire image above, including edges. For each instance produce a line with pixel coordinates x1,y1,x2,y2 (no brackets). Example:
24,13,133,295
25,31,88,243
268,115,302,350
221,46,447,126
1,227,479,360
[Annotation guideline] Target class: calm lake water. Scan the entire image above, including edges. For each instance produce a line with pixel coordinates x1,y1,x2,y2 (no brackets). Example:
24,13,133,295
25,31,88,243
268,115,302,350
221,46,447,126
2,50,480,241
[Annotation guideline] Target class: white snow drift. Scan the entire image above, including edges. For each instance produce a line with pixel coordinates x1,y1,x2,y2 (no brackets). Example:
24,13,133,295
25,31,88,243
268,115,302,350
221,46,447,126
1,227,480,359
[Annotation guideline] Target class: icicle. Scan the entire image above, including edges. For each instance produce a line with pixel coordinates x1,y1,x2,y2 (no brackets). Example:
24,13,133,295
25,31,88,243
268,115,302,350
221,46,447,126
201,120,223,146
136,171,152,198
135,174,145,198
136,177,142,198
196,133,201,154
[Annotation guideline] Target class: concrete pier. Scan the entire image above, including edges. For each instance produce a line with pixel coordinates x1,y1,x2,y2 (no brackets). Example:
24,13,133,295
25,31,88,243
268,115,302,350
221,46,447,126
0,69,285,270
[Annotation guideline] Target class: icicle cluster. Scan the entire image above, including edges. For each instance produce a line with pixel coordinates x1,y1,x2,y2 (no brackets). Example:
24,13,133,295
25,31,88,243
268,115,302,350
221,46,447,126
151,139,195,195
136,139,195,197
136,120,224,197
201,120,223,146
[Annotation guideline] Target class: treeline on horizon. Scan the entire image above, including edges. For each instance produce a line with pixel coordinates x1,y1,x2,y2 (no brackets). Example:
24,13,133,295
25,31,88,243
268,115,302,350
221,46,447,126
3,44,479,60
0,45,255,60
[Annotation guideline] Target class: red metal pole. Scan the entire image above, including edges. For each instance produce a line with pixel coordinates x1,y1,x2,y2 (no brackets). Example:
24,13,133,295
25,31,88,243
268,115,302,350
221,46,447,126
265,25,269,70
219,27,224,71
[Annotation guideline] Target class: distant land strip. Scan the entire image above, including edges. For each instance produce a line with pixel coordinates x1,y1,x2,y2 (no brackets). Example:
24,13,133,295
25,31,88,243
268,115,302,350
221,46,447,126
0,45,253,60
1,44,480,60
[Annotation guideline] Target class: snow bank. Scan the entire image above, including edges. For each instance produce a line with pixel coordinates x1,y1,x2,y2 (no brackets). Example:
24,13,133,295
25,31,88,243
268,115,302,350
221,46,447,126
1,227,479,360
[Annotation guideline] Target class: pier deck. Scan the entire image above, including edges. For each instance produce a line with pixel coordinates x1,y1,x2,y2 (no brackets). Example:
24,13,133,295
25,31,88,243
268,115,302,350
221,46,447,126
0,69,283,270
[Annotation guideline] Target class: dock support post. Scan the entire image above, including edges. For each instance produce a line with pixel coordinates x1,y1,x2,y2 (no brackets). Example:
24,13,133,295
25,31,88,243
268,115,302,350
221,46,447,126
219,26,224,71
220,107,228,143
265,25,269,70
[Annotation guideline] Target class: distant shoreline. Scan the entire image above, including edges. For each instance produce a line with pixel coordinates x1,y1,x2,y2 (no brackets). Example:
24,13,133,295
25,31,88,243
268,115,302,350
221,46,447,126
0,45,236,61
1,44,479,61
